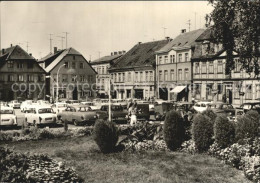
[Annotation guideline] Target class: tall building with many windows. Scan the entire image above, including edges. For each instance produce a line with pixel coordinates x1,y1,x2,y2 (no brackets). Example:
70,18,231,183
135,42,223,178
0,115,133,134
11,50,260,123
38,47,96,101
0,45,46,101
109,40,169,100
156,29,205,101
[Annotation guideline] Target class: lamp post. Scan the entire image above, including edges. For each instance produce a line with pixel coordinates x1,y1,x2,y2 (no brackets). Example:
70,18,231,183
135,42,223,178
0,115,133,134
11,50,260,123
56,64,66,102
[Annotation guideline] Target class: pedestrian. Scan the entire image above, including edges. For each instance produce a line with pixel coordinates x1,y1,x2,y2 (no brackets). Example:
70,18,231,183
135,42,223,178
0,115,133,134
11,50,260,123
130,103,137,126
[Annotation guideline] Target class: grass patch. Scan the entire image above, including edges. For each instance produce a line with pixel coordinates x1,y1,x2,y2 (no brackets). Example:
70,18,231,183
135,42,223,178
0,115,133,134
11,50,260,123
0,136,250,183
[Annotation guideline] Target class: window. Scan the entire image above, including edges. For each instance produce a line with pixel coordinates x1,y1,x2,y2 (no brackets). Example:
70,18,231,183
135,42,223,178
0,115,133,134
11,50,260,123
159,56,163,64
256,84,260,99
18,75,24,82
185,53,189,62
62,75,68,82
234,59,242,72
245,84,252,99
72,75,77,82
72,62,76,69
102,67,104,74
178,69,182,80
164,70,168,81
209,61,214,73
27,62,33,69
88,75,93,82
159,71,163,81
38,75,44,82
178,54,182,62
206,84,213,100
195,63,200,74
217,60,223,73
17,63,23,69
7,61,14,68
122,73,125,82
79,62,84,69
149,71,153,81
140,72,143,82
164,56,168,63
118,73,121,82
170,70,174,80
145,71,149,82
114,74,117,82
128,72,131,82
234,83,240,99
8,75,13,82
80,75,85,82
170,55,173,63
172,55,175,63
201,62,207,74
184,69,189,80
65,62,69,68
27,75,34,82
135,72,138,82
73,56,76,60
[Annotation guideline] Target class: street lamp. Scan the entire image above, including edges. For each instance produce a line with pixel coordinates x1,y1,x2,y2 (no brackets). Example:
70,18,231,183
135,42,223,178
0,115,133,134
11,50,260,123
56,64,66,102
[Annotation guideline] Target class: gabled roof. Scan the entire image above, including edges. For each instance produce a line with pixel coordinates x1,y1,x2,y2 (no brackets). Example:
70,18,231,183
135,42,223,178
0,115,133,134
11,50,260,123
195,28,214,42
157,29,205,53
91,54,123,65
0,45,34,60
110,40,169,71
42,47,96,74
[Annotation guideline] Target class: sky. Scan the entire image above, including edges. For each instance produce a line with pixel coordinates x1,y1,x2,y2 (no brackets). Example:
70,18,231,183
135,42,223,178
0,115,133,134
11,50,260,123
0,1,213,61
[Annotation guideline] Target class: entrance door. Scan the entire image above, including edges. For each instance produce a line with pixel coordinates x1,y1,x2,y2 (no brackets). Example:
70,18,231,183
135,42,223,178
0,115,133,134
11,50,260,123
135,89,143,99
228,90,233,104
73,87,78,100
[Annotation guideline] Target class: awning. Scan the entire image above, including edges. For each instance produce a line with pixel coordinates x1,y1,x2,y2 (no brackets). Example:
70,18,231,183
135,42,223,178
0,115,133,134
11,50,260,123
170,86,186,93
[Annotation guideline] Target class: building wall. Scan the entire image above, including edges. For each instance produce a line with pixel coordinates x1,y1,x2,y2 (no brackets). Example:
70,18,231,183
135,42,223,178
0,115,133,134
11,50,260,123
0,59,46,101
49,55,96,101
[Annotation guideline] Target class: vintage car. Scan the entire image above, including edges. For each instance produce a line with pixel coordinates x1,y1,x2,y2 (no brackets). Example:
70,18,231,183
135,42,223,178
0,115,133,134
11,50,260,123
193,101,212,113
51,102,68,114
57,105,98,125
154,102,174,121
25,106,57,127
173,102,194,112
8,100,21,109
211,103,235,115
0,106,17,127
66,100,80,105
96,104,128,122
135,104,150,121
20,100,38,112
36,100,52,107
239,102,260,114
136,101,154,115
154,99,167,105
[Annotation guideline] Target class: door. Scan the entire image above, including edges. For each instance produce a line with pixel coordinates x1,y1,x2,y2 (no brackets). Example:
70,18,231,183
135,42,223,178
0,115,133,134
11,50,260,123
73,87,78,100
228,90,233,104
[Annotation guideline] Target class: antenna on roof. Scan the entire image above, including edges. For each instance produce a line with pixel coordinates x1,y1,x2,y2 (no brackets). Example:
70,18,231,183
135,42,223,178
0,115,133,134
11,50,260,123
63,32,69,49
26,41,29,52
187,20,191,32
89,55,92,61
49,34,53,53
98,51,101,59
57,36,65,49
162,27,167,38
194,12,197,30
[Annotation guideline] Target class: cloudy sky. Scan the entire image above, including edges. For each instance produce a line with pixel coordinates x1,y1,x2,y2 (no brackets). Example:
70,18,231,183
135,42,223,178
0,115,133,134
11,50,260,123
0,1,213,61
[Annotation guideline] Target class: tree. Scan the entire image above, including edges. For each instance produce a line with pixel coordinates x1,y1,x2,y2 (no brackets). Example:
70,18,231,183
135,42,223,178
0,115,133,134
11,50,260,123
207,0,260,76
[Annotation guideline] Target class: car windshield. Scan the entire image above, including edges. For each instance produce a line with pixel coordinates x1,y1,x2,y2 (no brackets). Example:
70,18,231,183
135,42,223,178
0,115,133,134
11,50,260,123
57,104,67,107
78,107,92,112
0,110,13,114
38,108,52,114
13,100,18,103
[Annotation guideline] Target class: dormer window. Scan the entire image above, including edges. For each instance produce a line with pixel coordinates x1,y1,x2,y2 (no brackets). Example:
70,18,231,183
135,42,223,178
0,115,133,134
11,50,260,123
202,41,210,55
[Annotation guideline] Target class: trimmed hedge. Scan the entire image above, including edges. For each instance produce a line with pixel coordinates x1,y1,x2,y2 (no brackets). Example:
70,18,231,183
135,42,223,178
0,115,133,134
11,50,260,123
214,114,235,148
93,119,119,153
192,114,214,152
202,109,217,122
163,110,185,151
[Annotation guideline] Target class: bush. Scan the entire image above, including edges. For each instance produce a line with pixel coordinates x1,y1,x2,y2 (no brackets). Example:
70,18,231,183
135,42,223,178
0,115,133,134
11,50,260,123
214,115,235,148
93,119,119,153
39,129,55,139
245,110,260,122
202,109,217,122
192,114,214,152
163,110,185,151
235,115,259,142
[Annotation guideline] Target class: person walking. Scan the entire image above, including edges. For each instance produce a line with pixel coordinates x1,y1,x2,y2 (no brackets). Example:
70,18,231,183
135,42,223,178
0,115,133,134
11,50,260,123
130,102,137,126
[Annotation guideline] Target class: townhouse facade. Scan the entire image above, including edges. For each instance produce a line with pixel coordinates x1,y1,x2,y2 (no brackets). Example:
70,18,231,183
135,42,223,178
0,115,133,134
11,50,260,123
0,45,46,101
109,40,169,100
156,29,205,102
191,29,260,107
38,47,96,101
90,51,125,98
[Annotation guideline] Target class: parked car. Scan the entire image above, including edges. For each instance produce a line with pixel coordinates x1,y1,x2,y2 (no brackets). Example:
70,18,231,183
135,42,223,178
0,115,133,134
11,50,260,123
193,101,212,113
154,102,174,121
57,105,98,125
0,106,17,127
20,100,35,112
25,106,57,127
135,104,150,121
0,101,7,106
51,102,68,114
96,104,128,122
66,100,80,105
8,100,20,109
239,102,260,114
174,102,194,112
36,100,52,107
136,101,154,115
154,99,167,105
211,103,235,115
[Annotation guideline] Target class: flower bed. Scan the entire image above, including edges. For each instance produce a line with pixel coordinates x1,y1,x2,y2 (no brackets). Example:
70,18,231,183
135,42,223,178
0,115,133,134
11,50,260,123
0,147,83,182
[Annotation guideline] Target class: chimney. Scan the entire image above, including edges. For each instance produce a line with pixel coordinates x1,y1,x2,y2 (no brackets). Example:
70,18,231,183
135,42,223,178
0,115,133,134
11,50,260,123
181,29,186,33
138,42,142,45
114,52,117,55
54,47,58,53
165,37,170,40
2,49,5,55
111,52,113,56
29,53,32,56
10,44,13,47
122,50,126,54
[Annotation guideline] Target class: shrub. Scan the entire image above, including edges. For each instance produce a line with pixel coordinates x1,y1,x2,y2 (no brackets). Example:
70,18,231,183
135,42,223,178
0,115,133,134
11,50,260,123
192,114,214,152
214,115,235,148
202,109,217,123
245,110,260,122
163,110,185,151
235,115,259,142
39,129,55,139
93,119,119,153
